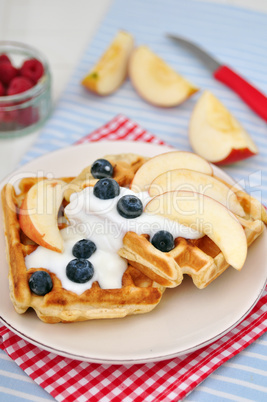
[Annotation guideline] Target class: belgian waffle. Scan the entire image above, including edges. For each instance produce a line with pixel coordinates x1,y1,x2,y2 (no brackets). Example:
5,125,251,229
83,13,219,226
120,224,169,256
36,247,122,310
1,156,163,323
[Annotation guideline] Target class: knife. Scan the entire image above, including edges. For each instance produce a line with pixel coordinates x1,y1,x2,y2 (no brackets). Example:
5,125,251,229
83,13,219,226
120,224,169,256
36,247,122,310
167,34,267,122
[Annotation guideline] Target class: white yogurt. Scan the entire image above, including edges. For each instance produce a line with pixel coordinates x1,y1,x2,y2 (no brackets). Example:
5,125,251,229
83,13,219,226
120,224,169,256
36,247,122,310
25,187,202,294
25,229,126,295
65,187,201,251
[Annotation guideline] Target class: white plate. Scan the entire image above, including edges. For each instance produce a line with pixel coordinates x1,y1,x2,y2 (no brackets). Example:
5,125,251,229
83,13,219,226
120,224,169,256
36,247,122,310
0,141,266,364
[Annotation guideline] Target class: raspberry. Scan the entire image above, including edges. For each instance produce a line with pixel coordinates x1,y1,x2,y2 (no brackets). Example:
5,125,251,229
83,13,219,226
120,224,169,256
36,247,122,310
7,77,34,96
0,101,18,126
0,62,18,86
0,54,11,64
18,106,39,126
0,81,5,96
20,58,44,84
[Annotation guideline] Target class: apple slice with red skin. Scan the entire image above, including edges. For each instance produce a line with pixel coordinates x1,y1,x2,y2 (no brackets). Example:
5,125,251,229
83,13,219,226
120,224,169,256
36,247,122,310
149,168,245,217
128,46,198,107
189,91,258,165
19,179,67,253
216,148,256,165
145,190,247,270
131,151,213,192
81,31,134,96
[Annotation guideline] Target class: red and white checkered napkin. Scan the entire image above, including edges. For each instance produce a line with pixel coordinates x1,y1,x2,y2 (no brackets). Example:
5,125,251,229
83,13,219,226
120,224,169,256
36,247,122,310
1,115,267,402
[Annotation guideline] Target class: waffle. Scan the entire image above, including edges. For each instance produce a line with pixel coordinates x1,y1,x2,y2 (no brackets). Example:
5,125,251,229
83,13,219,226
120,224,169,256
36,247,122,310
1,178,164,323
119,182,266,289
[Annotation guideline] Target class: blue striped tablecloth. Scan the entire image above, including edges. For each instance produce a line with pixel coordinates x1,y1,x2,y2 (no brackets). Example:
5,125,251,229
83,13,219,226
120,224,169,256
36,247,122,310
1,0,267,400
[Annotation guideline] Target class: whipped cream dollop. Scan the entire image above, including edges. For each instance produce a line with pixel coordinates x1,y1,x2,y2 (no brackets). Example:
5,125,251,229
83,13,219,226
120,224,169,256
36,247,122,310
25,187,202,294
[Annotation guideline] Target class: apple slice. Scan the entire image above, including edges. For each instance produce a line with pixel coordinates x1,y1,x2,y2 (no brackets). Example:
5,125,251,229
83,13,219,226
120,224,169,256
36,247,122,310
128,46,198,107
189,91,258,164
131,151,213,192
149,168,245,217
81,31,134,95
19,179,67,253
145,190,247,270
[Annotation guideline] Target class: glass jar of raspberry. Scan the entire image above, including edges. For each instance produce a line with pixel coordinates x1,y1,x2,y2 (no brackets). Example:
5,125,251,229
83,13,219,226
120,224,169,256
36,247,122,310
0,41,52,138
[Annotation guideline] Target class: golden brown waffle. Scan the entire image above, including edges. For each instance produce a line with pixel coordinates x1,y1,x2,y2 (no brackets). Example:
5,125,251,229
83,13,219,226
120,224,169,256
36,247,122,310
1,175,163,323
119,185,266,289
64,153,148,202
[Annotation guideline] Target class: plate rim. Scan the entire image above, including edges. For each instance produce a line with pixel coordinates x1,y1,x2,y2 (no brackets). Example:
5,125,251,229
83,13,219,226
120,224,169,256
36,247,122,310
1,281,266,365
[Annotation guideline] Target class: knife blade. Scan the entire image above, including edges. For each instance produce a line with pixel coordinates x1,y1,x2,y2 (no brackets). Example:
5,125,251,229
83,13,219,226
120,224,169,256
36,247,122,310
167,34,267,122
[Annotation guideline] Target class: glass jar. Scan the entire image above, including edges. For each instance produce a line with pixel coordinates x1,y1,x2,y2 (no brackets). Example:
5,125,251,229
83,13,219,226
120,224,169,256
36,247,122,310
0,41,52,138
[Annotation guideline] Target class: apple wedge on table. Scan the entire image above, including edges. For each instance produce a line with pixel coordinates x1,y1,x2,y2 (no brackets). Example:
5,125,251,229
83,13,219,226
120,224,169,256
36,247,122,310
19,179,67,253
189,91,258,165
145,190,248,270
131,151,213,192
128,46,198,107
81,31,134,95
149,168,245,217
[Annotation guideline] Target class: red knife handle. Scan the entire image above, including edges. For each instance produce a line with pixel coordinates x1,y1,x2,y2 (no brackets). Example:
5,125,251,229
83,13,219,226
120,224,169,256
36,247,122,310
214,65,267,122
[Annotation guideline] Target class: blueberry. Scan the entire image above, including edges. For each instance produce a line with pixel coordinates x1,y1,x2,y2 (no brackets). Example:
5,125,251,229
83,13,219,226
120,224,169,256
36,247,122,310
151,230,175,252
117,195,143,219
29,271,53,296
72,239,96,259
66,259,94,283
91,159,113,179
93,178,120,200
